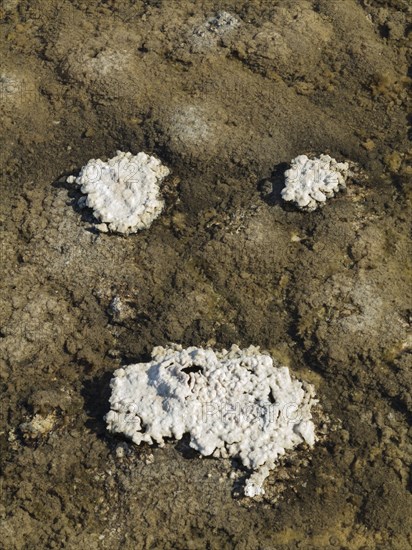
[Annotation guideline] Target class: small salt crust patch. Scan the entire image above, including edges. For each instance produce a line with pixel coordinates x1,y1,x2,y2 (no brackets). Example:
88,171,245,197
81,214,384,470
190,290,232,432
67,151,170,234
106,344,317,497
281,154,350,211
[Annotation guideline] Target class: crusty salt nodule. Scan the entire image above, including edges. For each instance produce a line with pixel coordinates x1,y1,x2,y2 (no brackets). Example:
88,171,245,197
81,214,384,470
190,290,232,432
106,344,317,497
281,154,350,211
67,151,170,234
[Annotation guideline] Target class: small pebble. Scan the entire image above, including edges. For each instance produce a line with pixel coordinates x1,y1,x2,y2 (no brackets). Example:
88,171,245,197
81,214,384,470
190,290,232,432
95,223,109,233
362,139,375,151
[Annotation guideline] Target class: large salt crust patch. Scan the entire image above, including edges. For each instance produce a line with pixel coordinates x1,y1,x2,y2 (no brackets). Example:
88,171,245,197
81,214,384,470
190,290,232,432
281,154,350,211
106,345,317,497
67,151,169,234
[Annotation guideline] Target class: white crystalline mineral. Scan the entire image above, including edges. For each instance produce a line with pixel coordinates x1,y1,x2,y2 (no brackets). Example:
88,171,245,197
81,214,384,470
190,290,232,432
67,151,170,234
281,154,350,211
205,11,240,33
190,11,240,53
106,345,317,497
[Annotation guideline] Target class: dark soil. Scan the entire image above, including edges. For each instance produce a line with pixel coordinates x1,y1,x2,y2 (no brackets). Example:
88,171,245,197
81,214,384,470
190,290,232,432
1,1,411,548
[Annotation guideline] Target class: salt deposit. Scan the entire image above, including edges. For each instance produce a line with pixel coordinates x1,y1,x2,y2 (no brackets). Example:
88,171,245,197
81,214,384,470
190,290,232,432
106,344,317,497
67,151,170,234
190,11,240,52
281,154,350,211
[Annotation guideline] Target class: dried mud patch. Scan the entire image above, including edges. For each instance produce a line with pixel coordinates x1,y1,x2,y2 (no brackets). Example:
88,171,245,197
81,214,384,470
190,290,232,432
1,0,411,549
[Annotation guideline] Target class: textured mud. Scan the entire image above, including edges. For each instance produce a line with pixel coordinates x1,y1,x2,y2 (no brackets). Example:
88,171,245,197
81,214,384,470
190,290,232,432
1,1,411,549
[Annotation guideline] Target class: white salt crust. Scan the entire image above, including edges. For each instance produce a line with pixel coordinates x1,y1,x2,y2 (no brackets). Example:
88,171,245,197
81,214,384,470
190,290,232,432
281,154,350,211
106,345,317,497
67,151,169,234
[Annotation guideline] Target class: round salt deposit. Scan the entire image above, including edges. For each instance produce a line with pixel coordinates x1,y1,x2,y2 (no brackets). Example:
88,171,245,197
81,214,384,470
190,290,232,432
281,154,350,211
67,151,170,234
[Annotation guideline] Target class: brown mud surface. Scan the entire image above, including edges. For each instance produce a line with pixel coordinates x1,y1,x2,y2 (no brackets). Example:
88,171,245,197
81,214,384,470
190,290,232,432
1,1,411,548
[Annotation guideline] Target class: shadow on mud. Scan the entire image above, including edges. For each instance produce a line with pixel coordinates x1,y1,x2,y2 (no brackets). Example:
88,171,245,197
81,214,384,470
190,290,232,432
81,371,114,438
257,161,290,207
52,171,103,234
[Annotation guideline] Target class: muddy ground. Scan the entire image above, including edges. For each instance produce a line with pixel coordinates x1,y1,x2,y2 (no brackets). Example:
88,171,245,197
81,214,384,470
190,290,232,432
0,0,411,548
